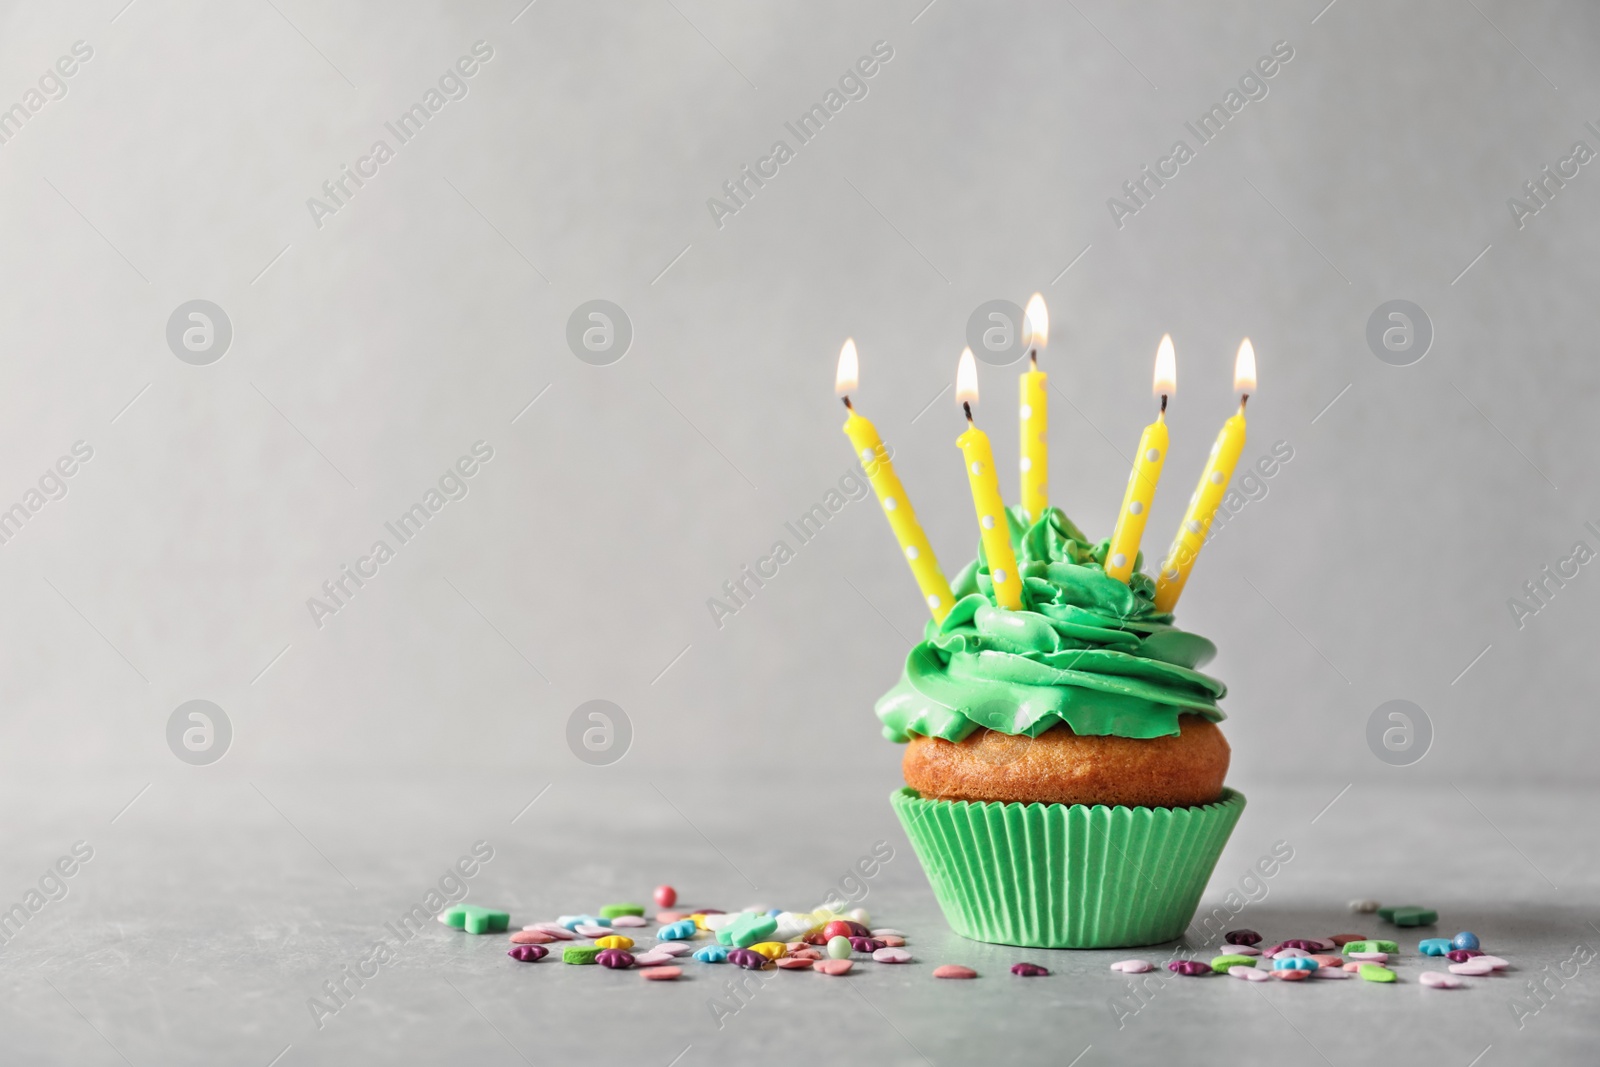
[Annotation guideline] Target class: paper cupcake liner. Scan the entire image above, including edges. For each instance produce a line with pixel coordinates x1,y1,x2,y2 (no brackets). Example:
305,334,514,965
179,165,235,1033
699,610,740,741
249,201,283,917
891,786,1245,949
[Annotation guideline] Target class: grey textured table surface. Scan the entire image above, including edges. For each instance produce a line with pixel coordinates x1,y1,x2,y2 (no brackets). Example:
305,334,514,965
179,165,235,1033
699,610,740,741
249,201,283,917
1,772,1594,1066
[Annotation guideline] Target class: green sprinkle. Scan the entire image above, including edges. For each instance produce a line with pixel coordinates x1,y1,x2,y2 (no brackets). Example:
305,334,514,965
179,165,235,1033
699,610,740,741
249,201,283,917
1376,907,1398,922
1343,940,1399,954
563,945,602,965
439,905,509,934
1387,906,1437,927
716,912,778,948
1358,963,1396,983
599,903,646,919
1210,955,1257,973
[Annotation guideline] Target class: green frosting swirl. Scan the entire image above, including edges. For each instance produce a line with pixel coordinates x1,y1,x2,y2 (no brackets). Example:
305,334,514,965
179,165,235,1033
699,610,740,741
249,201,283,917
875,507,1226,743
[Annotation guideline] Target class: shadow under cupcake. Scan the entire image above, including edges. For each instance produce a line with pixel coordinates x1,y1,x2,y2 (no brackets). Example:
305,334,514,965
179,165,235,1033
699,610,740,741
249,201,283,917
881,509,1245,949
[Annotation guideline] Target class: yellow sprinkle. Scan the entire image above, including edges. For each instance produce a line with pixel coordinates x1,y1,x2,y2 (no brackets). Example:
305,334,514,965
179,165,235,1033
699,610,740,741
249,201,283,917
691,913,709,930
746,942,787,960
593,935,634,950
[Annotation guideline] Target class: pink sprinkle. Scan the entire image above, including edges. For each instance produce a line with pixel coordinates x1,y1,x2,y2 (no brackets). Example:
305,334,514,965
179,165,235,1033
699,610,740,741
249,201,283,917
1421,971,1463,988
1449,959,1496,976
1230,966,1271,982
1110,959,1154,973
631,950,676,966
1477,955,1511,970
509,931,553,945
611,915,649,928
933,965,978,979
651,943,692,958
641,965,682,980
1348,951,1388,962
529,924,576,940
873,948,913,964
813,959,853,976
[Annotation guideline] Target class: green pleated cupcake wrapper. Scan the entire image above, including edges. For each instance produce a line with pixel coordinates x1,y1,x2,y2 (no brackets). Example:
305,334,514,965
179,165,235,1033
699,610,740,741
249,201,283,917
891,786,1246,949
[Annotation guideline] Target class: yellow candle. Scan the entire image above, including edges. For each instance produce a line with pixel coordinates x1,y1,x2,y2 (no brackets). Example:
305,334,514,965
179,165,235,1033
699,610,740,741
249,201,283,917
1105,334,1176,584
1154,339,1255,613
957,348,1024,609
1020,293,1049,520
836,340,955,620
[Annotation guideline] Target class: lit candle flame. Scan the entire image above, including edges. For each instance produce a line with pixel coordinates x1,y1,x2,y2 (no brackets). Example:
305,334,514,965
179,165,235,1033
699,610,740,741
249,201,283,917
1234,338,1256,393
1152,333,1176,397
1024,293,1049,350
835,338,859,396
956,347,979,406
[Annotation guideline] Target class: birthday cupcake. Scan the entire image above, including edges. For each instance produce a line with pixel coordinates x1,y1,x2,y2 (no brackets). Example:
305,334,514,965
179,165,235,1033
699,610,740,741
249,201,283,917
882,508,1245,949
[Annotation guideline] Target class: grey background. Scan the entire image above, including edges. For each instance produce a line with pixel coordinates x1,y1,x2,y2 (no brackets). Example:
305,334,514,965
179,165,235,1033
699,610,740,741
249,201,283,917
0,0,1596,1063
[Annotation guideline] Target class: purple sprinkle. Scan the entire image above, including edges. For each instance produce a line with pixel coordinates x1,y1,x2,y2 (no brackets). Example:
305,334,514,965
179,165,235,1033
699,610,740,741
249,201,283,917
508,944,548,962
596,949,635,969
727,948,770,970
1278,939,1321,951
1168,960,1213,976
1224,929,1262,946
849,937,885,953
1446,949,1485,962
1011,962,1050,977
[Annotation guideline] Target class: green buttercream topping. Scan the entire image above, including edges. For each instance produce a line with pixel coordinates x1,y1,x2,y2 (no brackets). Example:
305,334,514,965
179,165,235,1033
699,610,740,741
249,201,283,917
875,507,1226,743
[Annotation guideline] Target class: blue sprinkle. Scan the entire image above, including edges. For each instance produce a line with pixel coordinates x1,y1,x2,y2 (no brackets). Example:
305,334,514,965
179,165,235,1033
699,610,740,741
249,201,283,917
557,914,611,930
657,920,697,941
1419,938,1453,956
767,909,782,918
693,945,728,963
1452,931,1481,951
1272,957,1318,971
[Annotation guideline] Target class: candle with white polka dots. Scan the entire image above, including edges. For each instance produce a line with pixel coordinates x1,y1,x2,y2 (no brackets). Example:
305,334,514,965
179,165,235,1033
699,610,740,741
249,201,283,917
1105,334,1176,585
956,348,1024,609
836,340,956,621
1154,338,1255,613
1019,293,1049,521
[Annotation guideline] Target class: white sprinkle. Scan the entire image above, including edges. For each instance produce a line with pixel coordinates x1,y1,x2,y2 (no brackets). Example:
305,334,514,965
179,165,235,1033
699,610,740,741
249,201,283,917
1129,500,1143,515
1020,404,1033,420
993,569,1007,584
981,515,996,530
884,497,898,511
905,546,919,560
1186,520,1202,534
1020,457,1032,472
861,447,875,463
1145,448,1160,462
970,461,984,475
926,594,940,608
1209,471,1224,485
1111,553,1127,568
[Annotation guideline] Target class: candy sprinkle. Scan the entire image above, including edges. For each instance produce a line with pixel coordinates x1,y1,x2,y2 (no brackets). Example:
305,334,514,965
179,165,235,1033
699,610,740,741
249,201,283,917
933,965,977,979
